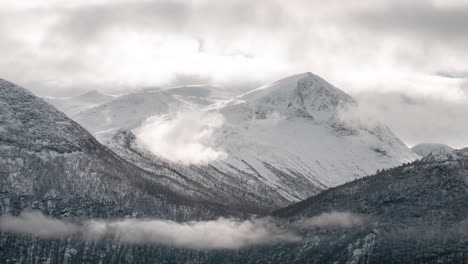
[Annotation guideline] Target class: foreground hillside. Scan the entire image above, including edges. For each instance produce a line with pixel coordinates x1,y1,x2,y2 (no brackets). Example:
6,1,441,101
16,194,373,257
0,79,238,220
1,148,466,263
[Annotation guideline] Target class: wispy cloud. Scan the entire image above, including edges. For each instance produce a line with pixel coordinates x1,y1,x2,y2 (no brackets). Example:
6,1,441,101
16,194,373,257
338,91,468,148
135,110,226,166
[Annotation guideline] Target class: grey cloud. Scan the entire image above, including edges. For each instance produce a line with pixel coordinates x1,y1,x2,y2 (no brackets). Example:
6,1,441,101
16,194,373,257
350,3,468,41
48,1,191,44
46,0,288,46
437,71,468,79
1,1,468,105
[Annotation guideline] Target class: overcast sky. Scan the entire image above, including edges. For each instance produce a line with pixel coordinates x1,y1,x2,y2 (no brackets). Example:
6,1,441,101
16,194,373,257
1,0,467,147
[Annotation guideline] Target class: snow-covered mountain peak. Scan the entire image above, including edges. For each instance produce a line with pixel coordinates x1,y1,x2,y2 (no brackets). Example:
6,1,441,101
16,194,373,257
237,72,355,121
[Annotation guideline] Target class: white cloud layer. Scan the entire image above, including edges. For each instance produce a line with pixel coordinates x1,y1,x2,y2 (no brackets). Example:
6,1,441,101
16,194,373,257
0,210,368,249
135,111,227,165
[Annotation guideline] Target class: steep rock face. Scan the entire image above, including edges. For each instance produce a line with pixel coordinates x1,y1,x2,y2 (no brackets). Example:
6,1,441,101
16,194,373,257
239,72,355,120
0,79,235,220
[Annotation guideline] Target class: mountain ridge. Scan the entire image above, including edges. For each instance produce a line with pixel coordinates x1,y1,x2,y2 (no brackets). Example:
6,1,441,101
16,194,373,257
89,72,420,210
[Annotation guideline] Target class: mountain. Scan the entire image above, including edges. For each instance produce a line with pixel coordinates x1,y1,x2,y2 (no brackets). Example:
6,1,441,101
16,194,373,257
0,77,464,263
72,72,418,211
73,85,240,141
0,78,236,220
411,143,454,156
237,72,355,120
73,89,189,140
210,72,417,196
43,90,113,117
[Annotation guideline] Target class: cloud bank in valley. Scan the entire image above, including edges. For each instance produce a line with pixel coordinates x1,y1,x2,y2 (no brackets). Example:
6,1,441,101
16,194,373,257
293,212,372,229
0,210,369,250
135,111,227,165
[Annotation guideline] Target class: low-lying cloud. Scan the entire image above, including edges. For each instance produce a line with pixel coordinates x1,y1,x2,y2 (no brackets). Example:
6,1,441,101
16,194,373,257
135,110,227,165
293,212,372,229
0,210,79,238
85,217,298,249
0,210,369,250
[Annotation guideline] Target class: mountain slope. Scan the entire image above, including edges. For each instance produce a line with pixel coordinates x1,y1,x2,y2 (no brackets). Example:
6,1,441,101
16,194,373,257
43,90,113,117
411,143,454,156
2,144,464,263
73,85,239,141
73,89,189,141
72,72,418,211
238,72,355,120
204,72,418,203
261,149,468,263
